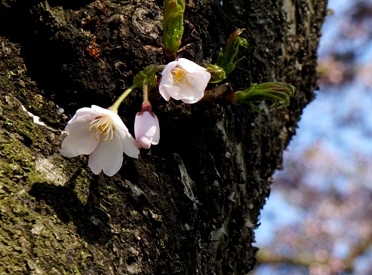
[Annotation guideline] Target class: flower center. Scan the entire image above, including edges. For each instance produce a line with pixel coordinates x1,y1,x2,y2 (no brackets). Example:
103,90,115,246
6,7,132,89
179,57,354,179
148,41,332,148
171,66,191,87
89,115,115,141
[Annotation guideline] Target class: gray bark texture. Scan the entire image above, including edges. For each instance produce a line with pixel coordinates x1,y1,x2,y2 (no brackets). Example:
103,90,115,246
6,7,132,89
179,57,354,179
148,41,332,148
0,0,327,274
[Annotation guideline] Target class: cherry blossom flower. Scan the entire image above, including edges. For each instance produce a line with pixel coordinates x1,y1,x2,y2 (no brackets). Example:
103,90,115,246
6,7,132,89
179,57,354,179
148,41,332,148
60,105,139,176
159,58,211,103
134,102,160,149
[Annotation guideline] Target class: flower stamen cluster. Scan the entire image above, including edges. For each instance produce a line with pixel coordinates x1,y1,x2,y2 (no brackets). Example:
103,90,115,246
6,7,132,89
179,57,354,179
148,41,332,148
89,115,115,141
171,66,192,87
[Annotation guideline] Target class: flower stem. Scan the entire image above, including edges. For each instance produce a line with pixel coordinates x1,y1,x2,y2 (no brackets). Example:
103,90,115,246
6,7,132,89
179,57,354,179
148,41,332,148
143,82,149,103
110,84,138,112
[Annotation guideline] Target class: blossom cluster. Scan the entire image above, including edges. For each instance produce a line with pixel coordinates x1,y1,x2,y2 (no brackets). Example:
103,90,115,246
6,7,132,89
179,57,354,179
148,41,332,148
60,58,211,176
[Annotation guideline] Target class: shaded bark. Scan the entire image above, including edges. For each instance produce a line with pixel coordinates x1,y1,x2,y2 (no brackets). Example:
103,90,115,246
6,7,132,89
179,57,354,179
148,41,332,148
0,0,327,274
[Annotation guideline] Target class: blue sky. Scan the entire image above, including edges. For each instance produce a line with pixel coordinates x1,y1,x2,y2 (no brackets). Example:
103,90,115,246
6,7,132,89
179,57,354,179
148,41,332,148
254,0,372,272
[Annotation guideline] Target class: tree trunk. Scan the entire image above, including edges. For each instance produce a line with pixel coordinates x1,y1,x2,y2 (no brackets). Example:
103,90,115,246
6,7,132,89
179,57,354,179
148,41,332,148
0,0,327,274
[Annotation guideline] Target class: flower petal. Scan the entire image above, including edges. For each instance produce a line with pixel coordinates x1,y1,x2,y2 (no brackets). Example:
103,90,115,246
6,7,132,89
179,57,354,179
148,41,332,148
191,70,211,91
159,88,171,101
177,70,210,103
137,137,151,149
91,105,116,116
65,108,99,130
178,58,206,73
88,139,124,176
161,84,180,101
173,84,201,103
60,120,99,157
159,61,178,101
110,115,140,158
151,117,160,145
161,60,177,78
121,132,140,158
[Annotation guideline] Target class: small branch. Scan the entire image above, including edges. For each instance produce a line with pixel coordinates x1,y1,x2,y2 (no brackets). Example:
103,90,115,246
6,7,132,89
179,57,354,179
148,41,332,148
257,249,323,267
343,234,372,272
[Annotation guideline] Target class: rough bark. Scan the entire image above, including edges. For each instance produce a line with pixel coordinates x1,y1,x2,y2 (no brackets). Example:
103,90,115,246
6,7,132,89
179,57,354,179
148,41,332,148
0,0,327,274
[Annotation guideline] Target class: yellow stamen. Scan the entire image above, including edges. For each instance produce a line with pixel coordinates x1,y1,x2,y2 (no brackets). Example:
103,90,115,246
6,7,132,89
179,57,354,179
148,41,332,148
171,66,191,87
89,115,115,141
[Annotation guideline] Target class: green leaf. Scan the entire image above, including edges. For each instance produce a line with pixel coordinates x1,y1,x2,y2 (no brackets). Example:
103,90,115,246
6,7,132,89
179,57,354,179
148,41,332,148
162,0,186,58
216,29,248,75
232,82,295,110
206,29,248,83
133,65,163,90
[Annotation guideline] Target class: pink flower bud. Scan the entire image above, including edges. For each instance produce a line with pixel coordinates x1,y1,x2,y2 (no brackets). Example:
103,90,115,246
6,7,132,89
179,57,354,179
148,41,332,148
134,105,160,149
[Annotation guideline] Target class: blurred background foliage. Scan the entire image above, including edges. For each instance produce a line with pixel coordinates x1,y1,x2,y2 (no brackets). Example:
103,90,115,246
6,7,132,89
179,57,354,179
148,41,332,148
252,0,372,274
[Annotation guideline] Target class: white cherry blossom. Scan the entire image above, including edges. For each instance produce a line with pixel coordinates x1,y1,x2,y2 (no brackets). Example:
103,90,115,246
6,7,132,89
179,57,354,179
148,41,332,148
134,102,160,149
159,58,211,103
60,105,139,176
